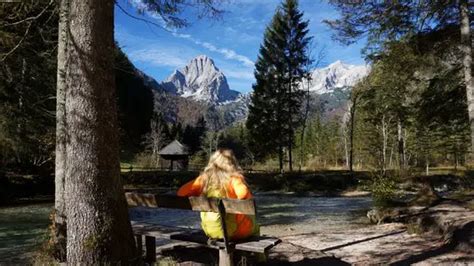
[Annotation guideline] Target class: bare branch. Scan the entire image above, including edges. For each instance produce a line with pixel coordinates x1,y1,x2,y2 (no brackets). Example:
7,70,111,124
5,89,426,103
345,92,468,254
115,1,172,33
5,0,54,27
1,22,32,62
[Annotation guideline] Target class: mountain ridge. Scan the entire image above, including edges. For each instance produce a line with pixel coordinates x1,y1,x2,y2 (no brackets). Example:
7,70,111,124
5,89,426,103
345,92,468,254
160,55,240,104
139,56,369,129
306,60,369,94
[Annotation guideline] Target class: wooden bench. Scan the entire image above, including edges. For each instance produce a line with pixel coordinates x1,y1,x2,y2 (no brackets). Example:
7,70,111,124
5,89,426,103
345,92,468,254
126,192,281,266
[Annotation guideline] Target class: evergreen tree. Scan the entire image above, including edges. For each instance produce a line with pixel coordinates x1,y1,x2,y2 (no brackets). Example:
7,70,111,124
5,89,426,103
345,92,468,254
0,1,57,171
246,41,280,163
326,0,474,158
169,122,184,141
181,118,207,155
217,124,253,165
247,0,311,172
352,36,470,171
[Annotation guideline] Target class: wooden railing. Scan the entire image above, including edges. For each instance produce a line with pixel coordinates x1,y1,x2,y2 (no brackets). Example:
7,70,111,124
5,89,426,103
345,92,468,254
121,165,269,173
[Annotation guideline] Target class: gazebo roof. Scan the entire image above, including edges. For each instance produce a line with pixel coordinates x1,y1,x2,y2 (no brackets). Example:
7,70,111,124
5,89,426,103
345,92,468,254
158,140,189,156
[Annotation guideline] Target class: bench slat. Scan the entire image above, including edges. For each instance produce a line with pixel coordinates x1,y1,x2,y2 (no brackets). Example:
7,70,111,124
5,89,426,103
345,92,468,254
131,222,280,253
235,237,282,253
126,193,256,215
131,222,200,238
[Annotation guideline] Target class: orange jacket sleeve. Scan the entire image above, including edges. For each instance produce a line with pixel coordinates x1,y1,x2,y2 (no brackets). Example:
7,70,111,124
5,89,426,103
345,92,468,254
231,176,252,199
177,176,204,197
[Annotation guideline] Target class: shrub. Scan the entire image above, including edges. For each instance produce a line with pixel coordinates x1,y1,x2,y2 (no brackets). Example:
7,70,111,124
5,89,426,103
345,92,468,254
369,172,398,207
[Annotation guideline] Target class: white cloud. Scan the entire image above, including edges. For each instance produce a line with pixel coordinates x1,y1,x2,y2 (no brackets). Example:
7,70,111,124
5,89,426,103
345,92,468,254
123,1,255,68
224,69,254,80
128,48,188,68
171,32,254,68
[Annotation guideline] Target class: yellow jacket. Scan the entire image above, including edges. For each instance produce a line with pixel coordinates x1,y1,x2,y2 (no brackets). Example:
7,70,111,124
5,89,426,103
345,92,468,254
177,174,259,240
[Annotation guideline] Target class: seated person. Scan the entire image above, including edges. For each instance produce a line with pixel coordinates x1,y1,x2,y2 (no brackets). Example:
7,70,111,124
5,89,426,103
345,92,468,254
177,149,259,240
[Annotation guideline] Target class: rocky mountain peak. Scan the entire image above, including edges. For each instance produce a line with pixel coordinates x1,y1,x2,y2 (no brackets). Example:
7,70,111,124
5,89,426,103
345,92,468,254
161,55,240,103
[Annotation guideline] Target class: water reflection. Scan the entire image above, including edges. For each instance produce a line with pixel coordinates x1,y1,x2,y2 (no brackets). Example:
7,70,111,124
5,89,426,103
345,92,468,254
0,195,373,263
129,195,373,236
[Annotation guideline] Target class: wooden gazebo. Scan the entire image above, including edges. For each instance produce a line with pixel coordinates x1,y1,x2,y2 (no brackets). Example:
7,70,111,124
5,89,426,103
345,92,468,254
158,140,190,171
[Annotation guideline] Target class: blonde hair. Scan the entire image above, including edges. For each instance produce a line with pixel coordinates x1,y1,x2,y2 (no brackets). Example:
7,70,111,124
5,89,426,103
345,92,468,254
201,149,242,196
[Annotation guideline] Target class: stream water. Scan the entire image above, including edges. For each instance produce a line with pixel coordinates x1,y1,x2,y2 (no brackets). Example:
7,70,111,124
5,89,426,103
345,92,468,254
0,195,372,263
129,195,373,237
0,203,52,264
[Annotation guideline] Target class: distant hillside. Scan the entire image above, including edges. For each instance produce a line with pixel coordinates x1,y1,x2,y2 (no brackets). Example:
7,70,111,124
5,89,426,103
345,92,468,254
127,56,369,132
115,47,154,156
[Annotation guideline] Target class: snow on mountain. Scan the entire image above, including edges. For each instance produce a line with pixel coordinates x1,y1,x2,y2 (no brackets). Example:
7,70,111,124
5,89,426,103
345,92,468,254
161,55,240,103
145,58,368,128
307,60,369,94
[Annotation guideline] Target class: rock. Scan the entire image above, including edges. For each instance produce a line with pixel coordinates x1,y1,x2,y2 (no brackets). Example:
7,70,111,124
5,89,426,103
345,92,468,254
367,208,405,225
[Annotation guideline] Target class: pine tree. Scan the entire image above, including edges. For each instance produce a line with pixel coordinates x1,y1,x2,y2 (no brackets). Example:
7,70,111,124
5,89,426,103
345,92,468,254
246,0,311,171
182,118,207,155
170,122,184,141
246,41,281,164
326,0,474,158
0,1,57,170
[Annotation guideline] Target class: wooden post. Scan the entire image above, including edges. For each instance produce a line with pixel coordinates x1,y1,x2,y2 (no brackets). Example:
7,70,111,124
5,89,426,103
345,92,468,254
218,199,234,266
135,235,142,256
219,249,233,266
145,236,156,263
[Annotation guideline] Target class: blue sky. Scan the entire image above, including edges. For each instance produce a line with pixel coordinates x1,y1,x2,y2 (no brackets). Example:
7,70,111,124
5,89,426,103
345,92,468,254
114,0,366,93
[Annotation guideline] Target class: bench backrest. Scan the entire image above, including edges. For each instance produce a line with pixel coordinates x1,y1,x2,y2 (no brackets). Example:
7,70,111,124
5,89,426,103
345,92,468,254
125,192,256,215
126,192,257,253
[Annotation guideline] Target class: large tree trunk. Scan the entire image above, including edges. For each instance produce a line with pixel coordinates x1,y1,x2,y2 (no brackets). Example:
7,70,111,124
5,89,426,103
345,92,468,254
53,0,68,260
459,0,474,156
64,0,137,263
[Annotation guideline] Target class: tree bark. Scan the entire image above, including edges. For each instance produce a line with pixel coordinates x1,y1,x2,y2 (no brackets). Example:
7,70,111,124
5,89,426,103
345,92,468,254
403,128,407,168
349,95,357,172
343,125,349,169
64,0,137,263
381,115,388,173
299,76,311,171
53,0,68,260
279,146,283,173
288,81,293,172
459,0,474,157
397,119,405,170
